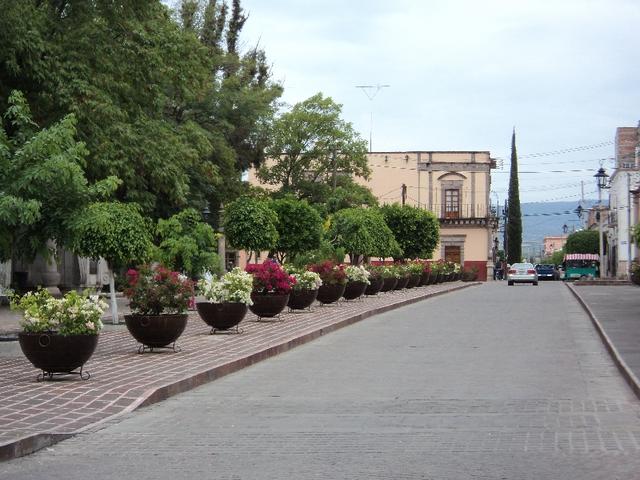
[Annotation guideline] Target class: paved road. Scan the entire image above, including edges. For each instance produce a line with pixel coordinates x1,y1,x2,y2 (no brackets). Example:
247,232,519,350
2,282,640,479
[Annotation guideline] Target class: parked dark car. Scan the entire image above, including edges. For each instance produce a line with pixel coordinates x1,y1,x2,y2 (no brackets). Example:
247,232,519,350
535,264,558,281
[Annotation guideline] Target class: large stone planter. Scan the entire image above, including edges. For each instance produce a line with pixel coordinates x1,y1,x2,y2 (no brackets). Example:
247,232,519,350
18,332,99,380
249,292,290,318
406,274,421,288
342,281,368,300
394,276,410,290
124,313,188,353
380,277,398,292
316,283,346,304
365,276,384,295
196,302,248,333
287,289,318,311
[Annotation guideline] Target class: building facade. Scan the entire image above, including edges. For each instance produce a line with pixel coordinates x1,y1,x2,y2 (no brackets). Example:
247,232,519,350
605,126,640,278
358,151,497,280
543,235,568,257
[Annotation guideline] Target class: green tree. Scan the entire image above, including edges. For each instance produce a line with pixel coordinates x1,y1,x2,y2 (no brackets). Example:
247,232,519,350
270,197,323,264
70,202,152,324
0,1,218,219
0,90,119,262
153,208,222,278
257,93,369,195
565,230,599,254
223,196,278,262
328,207,400,264
506,130,523,264
380,204,440,260
542,249,565,266
633,223,640,246
292,176,378,216
178,0,283,218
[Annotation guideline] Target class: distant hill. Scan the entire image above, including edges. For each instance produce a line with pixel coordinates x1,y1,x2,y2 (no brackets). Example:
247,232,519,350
522,200,597,243
499,201,597,252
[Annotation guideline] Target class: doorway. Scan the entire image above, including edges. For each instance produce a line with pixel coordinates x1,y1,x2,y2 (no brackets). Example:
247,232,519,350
444,245,461,264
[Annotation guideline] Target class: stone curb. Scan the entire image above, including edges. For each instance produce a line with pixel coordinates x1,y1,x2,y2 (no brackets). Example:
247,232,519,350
0,282,478,462
566,282,640,401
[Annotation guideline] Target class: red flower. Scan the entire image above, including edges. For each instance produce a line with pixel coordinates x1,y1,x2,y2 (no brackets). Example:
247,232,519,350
245,260,295,294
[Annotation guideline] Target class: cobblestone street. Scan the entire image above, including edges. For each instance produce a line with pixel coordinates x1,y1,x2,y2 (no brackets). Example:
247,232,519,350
2,282,639,479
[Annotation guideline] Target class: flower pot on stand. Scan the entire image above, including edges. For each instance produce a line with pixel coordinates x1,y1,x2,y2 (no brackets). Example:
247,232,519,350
249,292,290,319
288,289,318,311
124,313,188,353
342,281,368,300
380,277,398,292
365,276,383,295
18,332,99,381
316,283,346,304
394,276,410,290
406,274,421,288
196,302,248,333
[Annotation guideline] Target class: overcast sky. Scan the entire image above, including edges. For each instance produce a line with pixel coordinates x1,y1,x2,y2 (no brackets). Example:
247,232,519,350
231,0,640,203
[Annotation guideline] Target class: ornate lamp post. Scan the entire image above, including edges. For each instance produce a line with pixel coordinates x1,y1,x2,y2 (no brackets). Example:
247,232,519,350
594,167,610,277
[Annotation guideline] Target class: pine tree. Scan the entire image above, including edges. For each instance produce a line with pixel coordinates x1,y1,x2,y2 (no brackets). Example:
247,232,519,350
506,129,523,264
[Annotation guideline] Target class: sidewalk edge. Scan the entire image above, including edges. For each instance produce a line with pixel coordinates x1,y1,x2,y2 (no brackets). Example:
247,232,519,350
1,282,479,461
566,282,640,400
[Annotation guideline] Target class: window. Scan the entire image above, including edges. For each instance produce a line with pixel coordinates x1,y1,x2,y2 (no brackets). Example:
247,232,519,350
444,189,460,218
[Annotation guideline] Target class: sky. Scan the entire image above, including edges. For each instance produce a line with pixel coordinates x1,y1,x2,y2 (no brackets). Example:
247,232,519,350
229,0,640,204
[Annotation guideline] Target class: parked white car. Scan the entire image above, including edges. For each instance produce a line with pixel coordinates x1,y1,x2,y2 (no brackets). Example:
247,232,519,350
507,262,538,286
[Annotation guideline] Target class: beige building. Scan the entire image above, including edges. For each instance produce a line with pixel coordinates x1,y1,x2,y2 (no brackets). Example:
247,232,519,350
543,235,568,256
243,150,498,280
360,151,497,280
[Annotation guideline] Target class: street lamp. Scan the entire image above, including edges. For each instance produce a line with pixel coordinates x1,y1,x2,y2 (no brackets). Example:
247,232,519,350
202,202,211,221
562,224,568,235
594,167,610,277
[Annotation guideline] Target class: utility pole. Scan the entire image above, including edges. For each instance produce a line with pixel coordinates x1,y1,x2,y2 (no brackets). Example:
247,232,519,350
355,84,390,152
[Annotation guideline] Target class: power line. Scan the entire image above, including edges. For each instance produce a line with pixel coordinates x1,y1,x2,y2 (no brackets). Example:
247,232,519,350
495,140,614,160
493,168,603,174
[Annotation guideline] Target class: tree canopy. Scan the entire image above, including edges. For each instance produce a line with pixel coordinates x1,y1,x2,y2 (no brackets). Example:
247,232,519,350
153,208,221,278
69,202,151,269
257,93,370,196
270,197,323,264
0,90,119,262
223,196,278,260
380,204,440,260
565,230,599,254
328,207,400,264
0,0,282,224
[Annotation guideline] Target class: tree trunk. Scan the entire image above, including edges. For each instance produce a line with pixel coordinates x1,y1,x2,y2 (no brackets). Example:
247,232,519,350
109,269,118,325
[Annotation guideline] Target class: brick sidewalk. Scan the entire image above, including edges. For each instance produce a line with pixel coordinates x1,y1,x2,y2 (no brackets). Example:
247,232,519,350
0,282,475,461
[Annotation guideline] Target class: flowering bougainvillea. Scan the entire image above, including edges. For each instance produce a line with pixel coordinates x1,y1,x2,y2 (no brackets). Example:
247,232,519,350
245,260,296,295
308,260,347,285
124,264,194,315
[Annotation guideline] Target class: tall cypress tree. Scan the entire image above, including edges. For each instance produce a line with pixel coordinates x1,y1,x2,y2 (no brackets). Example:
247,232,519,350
506,129,523,263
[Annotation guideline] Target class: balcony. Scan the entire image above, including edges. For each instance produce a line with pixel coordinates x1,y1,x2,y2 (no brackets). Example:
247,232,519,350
427,204,494,227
